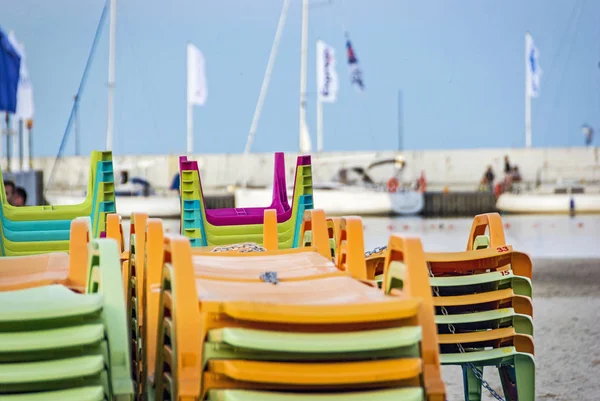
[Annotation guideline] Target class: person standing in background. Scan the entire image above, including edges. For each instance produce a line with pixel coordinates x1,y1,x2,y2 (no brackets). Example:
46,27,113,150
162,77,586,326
12,187,27,206
3,180,15,203
503,155,512,175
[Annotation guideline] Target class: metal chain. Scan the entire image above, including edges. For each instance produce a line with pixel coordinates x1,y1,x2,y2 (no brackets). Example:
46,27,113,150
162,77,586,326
427,263,506,401
210,242,266,253
364,245,387,258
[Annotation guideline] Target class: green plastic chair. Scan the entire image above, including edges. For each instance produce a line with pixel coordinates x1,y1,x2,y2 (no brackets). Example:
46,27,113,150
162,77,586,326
384,236,536,401
0,238,134,400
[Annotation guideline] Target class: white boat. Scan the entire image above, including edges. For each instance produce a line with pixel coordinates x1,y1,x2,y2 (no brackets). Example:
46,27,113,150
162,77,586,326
235,156,425,216
496,182,600,214
46,192,181,218
235,185,424,216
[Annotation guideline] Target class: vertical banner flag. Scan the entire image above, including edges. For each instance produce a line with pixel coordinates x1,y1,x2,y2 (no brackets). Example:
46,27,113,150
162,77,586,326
316,40,339,103
0,27,21,113
345,33,364,91
7,31,34,121
526,33,542,98
187,43,207,105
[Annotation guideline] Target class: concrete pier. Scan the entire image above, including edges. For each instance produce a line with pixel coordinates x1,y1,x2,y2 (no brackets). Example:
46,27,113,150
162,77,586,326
28,146,599,193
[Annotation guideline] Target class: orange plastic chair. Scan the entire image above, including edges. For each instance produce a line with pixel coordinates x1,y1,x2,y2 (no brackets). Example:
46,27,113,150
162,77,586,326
0,217,90,293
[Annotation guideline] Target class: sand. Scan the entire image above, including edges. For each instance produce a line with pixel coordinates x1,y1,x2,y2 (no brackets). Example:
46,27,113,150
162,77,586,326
442,258,600,401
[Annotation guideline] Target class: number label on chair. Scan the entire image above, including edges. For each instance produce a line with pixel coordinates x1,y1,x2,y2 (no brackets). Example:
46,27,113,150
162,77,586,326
496,246,509,253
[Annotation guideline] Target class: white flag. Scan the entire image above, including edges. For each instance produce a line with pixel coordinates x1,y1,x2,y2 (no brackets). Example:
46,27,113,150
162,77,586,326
316,40,339,103
7,31,34,120
526,33,542,98
187,43,207,106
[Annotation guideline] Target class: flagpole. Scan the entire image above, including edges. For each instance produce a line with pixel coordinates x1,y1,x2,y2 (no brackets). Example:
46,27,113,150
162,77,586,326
298,0,310,153
25,119,32,170
11,119,19,171
186,41,194,156
525,31,532,148
186,101,193,155
5,113,11,172
18,119,24,171
397,89,403,151
316,97,323,153
106,0,116,151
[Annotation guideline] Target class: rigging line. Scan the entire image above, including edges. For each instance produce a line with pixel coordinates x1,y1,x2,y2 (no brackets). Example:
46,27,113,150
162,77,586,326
546,0,581,81
238,0,292,187
550,0,585,125
44,0,109,195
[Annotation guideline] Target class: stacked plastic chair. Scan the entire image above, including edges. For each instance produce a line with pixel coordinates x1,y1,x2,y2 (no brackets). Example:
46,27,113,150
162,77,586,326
123,208,340,400
0,150,116,256
425,214,534,401
132,209,445,401
0,218,134,400
360,213,535,400
178,152,313,248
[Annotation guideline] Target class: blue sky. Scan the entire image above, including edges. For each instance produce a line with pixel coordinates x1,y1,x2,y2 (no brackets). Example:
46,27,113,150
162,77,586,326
1,0,599,157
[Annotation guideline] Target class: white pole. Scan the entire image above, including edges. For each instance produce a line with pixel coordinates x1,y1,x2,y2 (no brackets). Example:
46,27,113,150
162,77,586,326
299,0,310,153
22,123,30,171
186,44,194,155
525,32,532,148
11,120,19,171
316,99,323,152
186,104,193,155
106,0,116,151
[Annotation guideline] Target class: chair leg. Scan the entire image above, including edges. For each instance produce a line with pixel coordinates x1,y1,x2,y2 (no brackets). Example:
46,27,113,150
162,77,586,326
462,364,483,401
498,365,518,400
514,354,536,401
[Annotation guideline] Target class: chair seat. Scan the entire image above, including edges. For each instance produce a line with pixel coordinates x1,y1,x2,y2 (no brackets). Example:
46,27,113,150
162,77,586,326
0,355,105,385
0,285,103,328
206,388,424,401
0,324,104,355
207,326,422,353
0,386,105,401
440,346,534,366
206,358,422,385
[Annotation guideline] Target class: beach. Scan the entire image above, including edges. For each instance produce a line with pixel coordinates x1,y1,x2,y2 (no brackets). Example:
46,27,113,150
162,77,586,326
443,258,600,400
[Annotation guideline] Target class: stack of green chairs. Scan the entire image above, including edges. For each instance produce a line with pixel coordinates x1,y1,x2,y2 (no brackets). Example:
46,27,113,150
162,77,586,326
0,150,116,256
428,233,534,399
0,238,134,400
426,213,535,400
374,213,535,400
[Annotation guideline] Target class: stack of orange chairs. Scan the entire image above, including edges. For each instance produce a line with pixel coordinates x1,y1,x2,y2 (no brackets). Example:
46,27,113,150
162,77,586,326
121,209,446,401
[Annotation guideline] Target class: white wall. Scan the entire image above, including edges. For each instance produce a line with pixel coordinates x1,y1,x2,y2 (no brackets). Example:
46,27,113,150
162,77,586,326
32,146,600,192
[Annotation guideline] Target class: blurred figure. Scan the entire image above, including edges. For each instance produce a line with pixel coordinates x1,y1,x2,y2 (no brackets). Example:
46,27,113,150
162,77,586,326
415,170,427,193
120,170,129,184
170,173,180,192
511,165,522,183
12,187,27,206
3,180,15,203
480,165,495,192
503,155,512,175
582,124,594,146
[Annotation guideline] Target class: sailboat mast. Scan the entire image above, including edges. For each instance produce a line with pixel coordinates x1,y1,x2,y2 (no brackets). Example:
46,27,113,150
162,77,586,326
298,0,310,153
106,0,116,151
